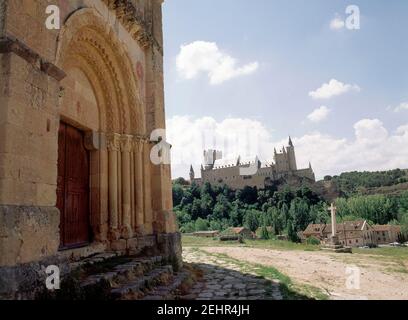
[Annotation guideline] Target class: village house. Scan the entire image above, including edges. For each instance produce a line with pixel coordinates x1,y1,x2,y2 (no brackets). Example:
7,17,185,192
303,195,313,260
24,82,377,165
372,225,402,244
227,227,254,239
303,220,377,247
303,221,402,247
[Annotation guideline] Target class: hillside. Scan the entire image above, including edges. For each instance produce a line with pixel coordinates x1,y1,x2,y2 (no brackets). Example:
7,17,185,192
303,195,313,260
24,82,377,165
317,169,408,199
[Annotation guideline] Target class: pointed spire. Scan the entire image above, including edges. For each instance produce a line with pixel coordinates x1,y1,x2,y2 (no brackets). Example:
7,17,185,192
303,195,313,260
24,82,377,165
236,155,241,166
309,162,312,169
288,136,293,147
274,147,277,155
282,146,286,154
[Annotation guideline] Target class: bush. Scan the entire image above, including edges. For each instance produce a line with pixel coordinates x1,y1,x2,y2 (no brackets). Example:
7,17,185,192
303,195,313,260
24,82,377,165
306,236,320,245
260,226,270,240
195,218,209,231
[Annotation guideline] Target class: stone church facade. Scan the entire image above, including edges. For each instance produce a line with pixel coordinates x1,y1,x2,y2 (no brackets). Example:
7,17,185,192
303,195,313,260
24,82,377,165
0,0,180,298
190,138,316,190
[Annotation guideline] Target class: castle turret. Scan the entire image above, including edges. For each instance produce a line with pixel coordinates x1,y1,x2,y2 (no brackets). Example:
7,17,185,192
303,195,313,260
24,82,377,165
286,136,297,171
189,165,195,182
203,149,222,170
288,136,294,147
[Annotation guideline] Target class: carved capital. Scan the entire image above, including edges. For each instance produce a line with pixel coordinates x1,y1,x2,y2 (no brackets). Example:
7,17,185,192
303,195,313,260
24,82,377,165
106,133,121,151
120,135,134,152
131,138,141,153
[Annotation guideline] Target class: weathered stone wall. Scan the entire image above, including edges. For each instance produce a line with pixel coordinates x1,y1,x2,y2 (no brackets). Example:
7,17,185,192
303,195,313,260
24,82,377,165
0,0,179,282
0,0,7,36
0,206,60,267
0,43,61,207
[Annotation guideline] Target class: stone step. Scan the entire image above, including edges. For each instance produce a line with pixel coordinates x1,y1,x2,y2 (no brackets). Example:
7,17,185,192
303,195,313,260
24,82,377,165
142,270,191,300
69,252,121,270
79,255,164,295
111,265,174,300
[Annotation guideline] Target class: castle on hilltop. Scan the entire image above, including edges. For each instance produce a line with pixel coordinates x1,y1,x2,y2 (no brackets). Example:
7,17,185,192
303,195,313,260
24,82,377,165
189,137,315,190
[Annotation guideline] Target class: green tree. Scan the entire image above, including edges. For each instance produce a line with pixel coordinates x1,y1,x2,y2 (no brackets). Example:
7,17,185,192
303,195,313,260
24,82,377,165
195,218,209,231
268,207,283,235
287,220,299,242
212,194,232,220
172,183,185,207
260,226,270,240
289,198,311,233
243,209,261,232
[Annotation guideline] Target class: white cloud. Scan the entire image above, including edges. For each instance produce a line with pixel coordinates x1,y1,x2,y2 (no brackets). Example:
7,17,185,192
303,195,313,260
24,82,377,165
307,106,330,123
176,41,259,85
309,79,361,100
330,17,345,30
294,120,408,178
390,102,408,112
167,116,408,180
354,119,388,143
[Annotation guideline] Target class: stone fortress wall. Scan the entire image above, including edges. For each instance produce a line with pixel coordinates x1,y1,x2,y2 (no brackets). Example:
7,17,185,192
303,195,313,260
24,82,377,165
190,138,315,189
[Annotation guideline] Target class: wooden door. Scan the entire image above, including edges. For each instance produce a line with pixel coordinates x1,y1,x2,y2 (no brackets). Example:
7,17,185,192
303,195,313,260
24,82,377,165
57,122,91,249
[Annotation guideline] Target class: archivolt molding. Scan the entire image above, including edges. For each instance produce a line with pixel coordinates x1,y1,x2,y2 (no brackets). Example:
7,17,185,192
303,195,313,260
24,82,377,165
101,0,162,54
56,8,145,135
64,47,119,133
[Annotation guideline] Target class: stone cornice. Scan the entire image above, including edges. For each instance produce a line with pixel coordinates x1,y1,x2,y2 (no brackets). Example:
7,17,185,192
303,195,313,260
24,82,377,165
102,0,163,54
0,35,66,81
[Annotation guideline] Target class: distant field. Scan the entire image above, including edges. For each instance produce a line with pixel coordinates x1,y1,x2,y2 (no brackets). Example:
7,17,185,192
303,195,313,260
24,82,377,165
182,235,321,251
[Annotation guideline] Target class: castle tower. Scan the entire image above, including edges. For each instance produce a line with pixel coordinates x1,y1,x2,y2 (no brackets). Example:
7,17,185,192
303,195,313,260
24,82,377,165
203,149,222,170
189,165,195,182
286,136,297,171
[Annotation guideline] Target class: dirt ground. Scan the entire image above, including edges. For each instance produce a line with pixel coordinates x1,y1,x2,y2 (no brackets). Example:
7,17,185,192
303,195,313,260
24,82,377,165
199,247,408,300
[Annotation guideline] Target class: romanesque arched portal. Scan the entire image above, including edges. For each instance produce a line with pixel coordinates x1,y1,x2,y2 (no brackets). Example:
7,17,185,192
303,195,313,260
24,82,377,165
0,0,180,299
56,8,155,247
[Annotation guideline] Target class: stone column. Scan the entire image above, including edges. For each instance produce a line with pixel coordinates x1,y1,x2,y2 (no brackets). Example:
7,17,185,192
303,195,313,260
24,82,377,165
121,135,133,239
330,203,337,237
107,133,120,239
134,138,145,234
130,146,135,231
143,139,153,235
99,146,109,241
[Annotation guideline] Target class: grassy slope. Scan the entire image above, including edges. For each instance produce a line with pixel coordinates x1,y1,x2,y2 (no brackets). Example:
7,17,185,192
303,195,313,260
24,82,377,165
182,235,321,251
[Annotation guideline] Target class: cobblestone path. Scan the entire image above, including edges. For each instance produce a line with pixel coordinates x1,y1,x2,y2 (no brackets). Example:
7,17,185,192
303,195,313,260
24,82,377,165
183,247,283,300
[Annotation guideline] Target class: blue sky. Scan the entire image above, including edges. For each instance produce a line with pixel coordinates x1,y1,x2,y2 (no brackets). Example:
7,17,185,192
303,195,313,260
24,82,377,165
162,0,408,179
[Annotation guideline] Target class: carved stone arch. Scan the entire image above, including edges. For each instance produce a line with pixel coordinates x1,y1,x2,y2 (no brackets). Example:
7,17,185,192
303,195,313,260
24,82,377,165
56,7,144,134
62,41,121,132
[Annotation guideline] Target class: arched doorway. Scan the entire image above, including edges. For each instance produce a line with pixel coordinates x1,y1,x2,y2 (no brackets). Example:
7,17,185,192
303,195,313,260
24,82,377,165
56,8,149,249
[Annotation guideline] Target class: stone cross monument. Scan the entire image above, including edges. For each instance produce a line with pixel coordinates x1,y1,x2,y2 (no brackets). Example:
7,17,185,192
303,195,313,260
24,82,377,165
329,203,337,237
327,203,339,245
322,203,352,253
